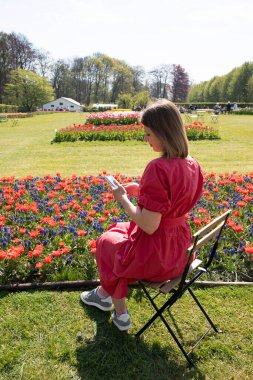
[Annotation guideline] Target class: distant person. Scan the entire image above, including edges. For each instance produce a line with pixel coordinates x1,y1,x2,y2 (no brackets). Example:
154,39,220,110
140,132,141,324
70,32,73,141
80,99,203,331
233,102,238,111
214,103,221,114
226,101,232,114
189,104,196,112
178,105,186,113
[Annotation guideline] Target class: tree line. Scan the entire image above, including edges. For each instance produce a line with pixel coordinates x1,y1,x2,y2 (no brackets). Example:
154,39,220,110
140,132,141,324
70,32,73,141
187,62,253,103
0,31,190,111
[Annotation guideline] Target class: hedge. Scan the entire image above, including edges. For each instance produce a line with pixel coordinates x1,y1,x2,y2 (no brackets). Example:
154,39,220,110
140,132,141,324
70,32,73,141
0,104,19,113
176,102,253,109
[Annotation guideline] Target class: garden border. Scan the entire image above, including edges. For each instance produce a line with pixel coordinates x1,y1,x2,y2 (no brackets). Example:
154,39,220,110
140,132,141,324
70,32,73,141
0,280,252,292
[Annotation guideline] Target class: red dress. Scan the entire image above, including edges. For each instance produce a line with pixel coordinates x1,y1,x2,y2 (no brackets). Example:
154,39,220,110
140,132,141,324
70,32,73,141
96,156,203,299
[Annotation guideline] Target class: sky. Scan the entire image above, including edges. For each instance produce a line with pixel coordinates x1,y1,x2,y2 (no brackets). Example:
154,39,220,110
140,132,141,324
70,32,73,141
1,0,252,84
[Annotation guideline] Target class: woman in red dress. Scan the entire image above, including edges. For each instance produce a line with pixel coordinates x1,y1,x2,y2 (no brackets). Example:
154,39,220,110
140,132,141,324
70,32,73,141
81,100,203,331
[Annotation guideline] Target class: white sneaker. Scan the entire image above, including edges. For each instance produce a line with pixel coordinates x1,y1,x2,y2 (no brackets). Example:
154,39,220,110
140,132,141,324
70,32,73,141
112,311,131,331
80,289,113,311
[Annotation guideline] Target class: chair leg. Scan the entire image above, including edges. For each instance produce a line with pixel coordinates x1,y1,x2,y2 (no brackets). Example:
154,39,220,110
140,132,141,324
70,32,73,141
187,288,222,333
135,286,195,367
135,283,166,336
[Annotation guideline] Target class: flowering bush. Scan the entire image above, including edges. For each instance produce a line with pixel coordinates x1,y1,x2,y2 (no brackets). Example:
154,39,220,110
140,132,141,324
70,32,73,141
52,121,219,143
0,172,252,285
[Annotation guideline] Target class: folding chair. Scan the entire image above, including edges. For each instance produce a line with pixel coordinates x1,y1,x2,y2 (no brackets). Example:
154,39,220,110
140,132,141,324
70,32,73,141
196,111,205,122
135,209,231,367
210,114,219,123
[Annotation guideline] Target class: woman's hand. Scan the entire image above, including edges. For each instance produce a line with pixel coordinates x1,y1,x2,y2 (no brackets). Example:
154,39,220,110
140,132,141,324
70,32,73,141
112,183,128,203
122,182,139,197
108,178,128,203
110,179,161,234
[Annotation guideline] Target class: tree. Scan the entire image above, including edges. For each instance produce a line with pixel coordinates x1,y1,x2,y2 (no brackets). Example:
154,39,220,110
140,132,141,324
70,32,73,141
187,81,206,102
247,74,253,102
220,71,234,101
228,62,253,102
187,61,253,102
148,65,171,99
82,56,97,105
131,65,146,93
0,32,10,103
208,76,223,102
51,60,74,99
133,90,151,109
90,56,104,103
170,64,190,102
71,57,85,102
110,59,133,102
98,55,114,103
203,77,217,101
117,93,133,109
7,32,37,70
35,49,52,78
5,69,55,111
0,32,38,103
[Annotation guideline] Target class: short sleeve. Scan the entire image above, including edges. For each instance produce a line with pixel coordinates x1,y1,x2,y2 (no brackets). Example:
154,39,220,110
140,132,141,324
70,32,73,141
138,160,171,214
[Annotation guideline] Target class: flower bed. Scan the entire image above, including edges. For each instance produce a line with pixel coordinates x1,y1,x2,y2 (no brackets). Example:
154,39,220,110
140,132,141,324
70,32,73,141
85,112,139,126
53,123,145,142
5,113,33,118
0,172,252,285
185,122,220,140
52,121,219,143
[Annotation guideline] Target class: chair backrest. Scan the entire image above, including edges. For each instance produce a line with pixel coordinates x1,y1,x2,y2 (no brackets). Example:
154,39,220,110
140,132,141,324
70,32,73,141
179,210,231,288
188,209,231,253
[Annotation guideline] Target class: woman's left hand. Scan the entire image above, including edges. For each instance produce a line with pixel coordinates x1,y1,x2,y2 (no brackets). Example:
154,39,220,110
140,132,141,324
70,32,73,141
122,182,139,197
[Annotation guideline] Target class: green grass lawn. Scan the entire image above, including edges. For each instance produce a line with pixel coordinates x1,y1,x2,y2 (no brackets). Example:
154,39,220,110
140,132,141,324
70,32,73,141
0,112,252,177
0,112,253,379
0,286,252,380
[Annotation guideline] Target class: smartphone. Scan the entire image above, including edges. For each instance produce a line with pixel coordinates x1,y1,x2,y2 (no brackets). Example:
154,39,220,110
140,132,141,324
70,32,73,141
105,175,118,190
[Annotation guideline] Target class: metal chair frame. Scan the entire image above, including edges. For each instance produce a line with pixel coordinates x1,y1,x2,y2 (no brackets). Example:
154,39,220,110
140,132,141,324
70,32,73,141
135,210,231,367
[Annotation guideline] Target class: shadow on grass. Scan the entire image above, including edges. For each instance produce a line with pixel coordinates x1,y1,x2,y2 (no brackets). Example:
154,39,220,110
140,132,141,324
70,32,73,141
77,301,206,380
0,291,9,300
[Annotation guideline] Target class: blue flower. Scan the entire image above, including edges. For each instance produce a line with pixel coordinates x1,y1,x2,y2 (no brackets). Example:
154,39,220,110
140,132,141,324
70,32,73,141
230,248,236,255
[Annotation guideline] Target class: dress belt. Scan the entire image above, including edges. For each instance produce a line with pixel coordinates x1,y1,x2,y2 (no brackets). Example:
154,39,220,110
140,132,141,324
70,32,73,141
160,215,186,228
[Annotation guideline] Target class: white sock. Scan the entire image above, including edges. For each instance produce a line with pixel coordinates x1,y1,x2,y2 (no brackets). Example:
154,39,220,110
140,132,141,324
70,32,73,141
96,288,109,299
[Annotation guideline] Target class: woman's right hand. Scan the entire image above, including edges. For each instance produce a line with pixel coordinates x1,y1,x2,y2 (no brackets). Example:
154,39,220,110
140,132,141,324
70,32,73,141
122,182,139,197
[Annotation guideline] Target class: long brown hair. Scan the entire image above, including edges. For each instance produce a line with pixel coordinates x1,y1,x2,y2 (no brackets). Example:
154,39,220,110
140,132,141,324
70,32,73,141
141,99,188,158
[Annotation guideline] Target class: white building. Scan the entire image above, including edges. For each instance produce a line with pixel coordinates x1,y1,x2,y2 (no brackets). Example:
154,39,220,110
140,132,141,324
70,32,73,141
43,97,83,112
92,103,118,110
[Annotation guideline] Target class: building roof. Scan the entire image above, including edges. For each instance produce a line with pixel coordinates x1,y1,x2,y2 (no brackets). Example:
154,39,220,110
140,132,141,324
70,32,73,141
43,97,81,106
61,97,81,106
